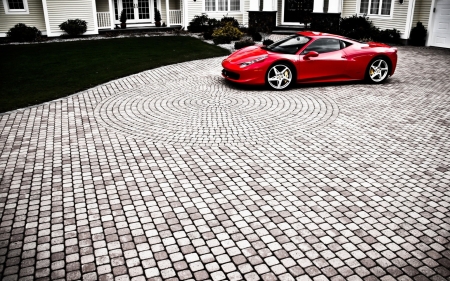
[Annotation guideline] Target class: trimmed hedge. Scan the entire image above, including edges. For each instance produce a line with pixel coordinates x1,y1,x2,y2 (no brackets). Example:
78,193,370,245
7,23,42,42
59,19,88,37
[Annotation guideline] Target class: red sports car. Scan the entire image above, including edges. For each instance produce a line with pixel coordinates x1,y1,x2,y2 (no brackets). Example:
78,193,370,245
222,31,398,90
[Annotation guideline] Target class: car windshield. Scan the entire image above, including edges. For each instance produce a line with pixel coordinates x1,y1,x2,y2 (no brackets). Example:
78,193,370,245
265,35,311,54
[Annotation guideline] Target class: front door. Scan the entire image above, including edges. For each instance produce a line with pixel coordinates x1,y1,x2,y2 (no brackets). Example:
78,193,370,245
282,0,313,25
115,0,156,23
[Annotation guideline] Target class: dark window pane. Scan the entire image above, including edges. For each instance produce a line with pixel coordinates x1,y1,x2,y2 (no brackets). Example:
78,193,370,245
302,38,341,54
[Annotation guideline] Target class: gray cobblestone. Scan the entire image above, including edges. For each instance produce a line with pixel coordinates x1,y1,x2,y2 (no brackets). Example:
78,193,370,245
0,45,449,280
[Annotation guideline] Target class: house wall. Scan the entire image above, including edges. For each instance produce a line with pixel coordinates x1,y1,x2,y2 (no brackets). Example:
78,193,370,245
187,0,244,25
0,0,46,35
412,0,432,28
341,0,411,37
277,0,282,25
96,0,110,12
46,0,96,35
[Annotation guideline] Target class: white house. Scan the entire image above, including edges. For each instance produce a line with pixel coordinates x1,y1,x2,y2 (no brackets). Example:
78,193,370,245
1,0,449,48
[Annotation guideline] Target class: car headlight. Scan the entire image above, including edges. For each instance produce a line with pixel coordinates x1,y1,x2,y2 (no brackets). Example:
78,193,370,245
240,55,268,68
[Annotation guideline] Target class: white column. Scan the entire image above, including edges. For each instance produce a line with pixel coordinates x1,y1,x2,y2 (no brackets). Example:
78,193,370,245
41,0,52,36
263,0,275,11
313,0,324,13
327,0,341,13
166,0,170,25
249,0,258,10
109,0,115,29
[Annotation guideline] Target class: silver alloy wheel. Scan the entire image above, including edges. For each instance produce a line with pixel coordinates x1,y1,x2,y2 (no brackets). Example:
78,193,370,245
267,64,293,90
369,59,389,83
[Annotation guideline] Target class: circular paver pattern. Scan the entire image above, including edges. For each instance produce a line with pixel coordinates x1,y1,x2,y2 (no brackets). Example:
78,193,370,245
94,76,339,145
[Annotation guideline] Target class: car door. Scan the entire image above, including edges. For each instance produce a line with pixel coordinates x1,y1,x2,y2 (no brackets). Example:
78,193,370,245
297,38,350,82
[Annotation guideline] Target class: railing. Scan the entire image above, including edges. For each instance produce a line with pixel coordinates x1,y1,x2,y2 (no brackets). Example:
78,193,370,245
169,10,182,25
97,12,111,29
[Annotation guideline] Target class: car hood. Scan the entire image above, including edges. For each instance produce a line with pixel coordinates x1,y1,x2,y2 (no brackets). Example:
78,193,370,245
223,46,269,64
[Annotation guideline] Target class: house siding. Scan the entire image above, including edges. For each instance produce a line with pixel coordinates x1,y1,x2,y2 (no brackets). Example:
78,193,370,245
277,0,282,24
96,0,110,12
0,0,46,34
341,0,410,35
46,0,96,35
188,0,244,25
161,0,167,24
412,0,432,28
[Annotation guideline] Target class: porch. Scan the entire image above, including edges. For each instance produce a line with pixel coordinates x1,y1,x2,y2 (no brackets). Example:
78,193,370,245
95,0,182,30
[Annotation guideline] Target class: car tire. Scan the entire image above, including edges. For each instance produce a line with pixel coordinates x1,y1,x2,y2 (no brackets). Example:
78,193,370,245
366,57,390,84
266,63,294,90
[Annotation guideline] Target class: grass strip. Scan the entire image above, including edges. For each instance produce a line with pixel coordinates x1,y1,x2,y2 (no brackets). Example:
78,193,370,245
0,36,229,113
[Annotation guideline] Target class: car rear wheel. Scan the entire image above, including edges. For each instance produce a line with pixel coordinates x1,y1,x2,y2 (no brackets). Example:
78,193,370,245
366,58,390,83
267,64,293,90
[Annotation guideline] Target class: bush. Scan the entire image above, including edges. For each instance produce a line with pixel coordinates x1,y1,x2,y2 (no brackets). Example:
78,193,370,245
373,28,401,44
212,22,243,44
120,9,127,23
409,22,427,46
220,16,239,28
249,30,262,42
234,38,255,49
188,14,210,33
7,23,42,42
339,15,378,40
155,9,162,22
262,39,274,46
59,19,88,37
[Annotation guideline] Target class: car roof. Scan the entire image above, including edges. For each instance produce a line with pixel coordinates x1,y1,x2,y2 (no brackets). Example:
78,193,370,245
297,31,349,40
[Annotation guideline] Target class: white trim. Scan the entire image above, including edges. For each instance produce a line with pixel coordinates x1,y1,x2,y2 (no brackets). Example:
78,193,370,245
426,0,436,46
404,0,415,39
313,0,324,13
3,0,29,14
92,0,99,35
41,0,51,36
184,0,188,27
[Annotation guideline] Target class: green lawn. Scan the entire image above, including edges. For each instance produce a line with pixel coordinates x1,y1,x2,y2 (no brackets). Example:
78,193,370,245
0,36,229,113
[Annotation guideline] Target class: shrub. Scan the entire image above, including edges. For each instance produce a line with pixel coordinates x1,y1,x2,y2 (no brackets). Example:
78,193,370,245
155,9,162,22
188,14,210,33
409,22,427,46
249,30,262,41
59,19,88,37
373,28,401,44
7,23,42,42
120,9,127,23
220,16,239,28
212,22,243,44
339,15,378,40
262,39,274,46
234,38,255,49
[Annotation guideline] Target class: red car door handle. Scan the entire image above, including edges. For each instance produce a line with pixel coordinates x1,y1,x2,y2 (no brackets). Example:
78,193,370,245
341,55,346,58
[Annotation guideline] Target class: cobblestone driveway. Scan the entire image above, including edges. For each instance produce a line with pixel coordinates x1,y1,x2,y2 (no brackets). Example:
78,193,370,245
0,46,449,281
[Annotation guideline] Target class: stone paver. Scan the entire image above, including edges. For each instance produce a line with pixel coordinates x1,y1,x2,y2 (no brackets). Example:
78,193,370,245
0,45,449,281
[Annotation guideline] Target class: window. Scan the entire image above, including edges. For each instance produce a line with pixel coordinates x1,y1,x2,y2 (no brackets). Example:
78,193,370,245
359,0,392,16
205,0,240,12
3,0,28,14
301,38,341,54
266,35,310,54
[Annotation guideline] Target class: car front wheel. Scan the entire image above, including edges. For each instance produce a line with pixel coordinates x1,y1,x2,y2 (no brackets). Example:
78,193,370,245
366,58,390,83
267,64,293,90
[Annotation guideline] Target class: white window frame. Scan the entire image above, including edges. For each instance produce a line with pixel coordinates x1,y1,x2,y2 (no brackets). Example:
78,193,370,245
203,0,241,12
3,0,29,14
357,0,394,19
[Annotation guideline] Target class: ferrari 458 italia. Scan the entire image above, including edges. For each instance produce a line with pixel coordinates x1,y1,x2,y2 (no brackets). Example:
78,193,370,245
222,31,398,90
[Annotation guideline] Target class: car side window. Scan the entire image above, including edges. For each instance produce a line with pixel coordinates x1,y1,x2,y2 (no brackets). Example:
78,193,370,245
302,38,341,54
340,40,353,49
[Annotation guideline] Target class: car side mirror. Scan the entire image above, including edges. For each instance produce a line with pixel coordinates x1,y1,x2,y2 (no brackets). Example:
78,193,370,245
303,51,319,60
